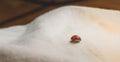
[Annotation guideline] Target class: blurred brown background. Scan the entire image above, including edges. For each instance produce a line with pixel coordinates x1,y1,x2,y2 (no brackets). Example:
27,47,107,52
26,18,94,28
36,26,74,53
0,0,120,28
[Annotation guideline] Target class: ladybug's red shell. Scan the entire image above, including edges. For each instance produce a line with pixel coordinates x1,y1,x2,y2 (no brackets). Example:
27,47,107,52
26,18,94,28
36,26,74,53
71,35,81,41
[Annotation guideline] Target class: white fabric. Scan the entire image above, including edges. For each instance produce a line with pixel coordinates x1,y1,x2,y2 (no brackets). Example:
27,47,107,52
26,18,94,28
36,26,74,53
0,6,120,62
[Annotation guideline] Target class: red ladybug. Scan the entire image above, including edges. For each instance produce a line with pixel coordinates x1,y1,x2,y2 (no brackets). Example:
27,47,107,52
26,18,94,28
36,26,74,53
70,35,81,43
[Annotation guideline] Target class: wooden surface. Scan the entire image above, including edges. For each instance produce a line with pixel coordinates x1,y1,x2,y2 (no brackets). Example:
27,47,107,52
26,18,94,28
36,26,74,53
0,0,120,28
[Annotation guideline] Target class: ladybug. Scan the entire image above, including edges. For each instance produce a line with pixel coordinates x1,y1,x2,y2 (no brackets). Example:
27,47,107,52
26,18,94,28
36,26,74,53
70,35,81,43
